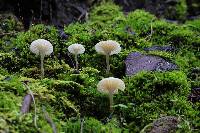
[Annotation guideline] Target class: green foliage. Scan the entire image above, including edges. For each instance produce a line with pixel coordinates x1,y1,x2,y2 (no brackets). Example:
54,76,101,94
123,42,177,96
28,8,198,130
63,117,123,133
169,27,197,47
0,13,23,33
147,50,174,60
0,52,21,72
0,91,22,112
175,0,188,21
164,0,187,21
21,61,71,79
89,1,124,24
124,71,190,103
185,19,200,33
113,71,198,132
175,49,200,72
126,10,156,36
41,79,83,97
0,75,25,95
150,20,178,45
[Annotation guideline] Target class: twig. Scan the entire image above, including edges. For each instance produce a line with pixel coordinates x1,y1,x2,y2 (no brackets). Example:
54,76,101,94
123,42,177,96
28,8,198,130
42,106,57,133
80,117,84,133
140,123,153,133
21,94,33,114
145,19,154,41
123,0,129,6
22,82,38,128
68,3,88,21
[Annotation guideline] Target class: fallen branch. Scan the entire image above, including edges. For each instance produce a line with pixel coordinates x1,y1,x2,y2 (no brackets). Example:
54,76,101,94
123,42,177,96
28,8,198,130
22,81,38,128
42,106,57,133
80,117,84,133
21,94,33,114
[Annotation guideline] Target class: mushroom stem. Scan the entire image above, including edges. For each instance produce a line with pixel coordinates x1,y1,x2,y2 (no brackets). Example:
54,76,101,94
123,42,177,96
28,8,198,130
108,93,114,112
106,54,110,75
40,54,45,79
75,54,78,70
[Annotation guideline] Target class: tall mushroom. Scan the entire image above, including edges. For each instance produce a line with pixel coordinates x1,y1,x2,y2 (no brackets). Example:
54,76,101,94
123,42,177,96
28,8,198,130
30,39,53,78
95,40,121,75
68,43,85,70
97,77,125,112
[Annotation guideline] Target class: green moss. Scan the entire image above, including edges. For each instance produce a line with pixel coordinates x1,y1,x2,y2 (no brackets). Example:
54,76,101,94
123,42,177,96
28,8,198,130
63,117,124,133
0,13,23,33
0,91,22,112
150,20,178,45
169,28,194,45
176,0,188,21
41,79,83,95
0,75,25,95
113,71,197,132
175,49,200,73
126,10,156,36
21,61,71,79
169,27,199,50
135,38,153,48
0,52,21,72
164,0,187,21
124,71,190,103
185,19,200,33
147,51,174,60
89,1,124,24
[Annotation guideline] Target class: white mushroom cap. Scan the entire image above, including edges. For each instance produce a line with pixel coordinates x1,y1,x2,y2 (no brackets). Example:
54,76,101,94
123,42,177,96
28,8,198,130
68,43,85,55
97,77,125,94
95,40,121,55
30,39,53,56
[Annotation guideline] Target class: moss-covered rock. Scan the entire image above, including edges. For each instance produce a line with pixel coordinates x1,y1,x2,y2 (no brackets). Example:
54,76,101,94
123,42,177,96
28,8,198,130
113,71,198,132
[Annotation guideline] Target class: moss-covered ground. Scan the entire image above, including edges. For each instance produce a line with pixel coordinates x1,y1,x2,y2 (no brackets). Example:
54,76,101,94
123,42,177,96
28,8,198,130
0,2,200,133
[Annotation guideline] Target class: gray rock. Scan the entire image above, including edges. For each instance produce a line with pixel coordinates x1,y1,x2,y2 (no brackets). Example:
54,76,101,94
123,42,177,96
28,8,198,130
150,116,179,133
125,52,177,76
188,88,200,103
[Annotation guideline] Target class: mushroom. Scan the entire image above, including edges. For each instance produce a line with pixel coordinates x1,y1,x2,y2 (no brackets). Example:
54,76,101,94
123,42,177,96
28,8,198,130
95,40,121,75
68,43,85,70
97,77,125,112
30,39,53,78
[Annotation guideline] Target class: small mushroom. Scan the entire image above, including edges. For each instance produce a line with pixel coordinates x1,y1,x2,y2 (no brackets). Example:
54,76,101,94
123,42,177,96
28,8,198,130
95,40,121,75
97,77,125,112
68,43,85,70
30,39,53,78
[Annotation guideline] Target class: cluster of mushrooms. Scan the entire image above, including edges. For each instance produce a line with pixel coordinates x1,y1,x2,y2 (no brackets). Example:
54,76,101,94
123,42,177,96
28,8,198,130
30,39,125,112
